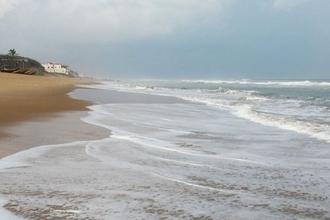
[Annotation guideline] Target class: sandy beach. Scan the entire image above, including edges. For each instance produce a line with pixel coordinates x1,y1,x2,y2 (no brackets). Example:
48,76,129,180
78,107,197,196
0,72,109,158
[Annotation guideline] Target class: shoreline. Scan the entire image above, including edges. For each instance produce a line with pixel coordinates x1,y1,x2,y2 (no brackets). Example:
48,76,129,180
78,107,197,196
0,72,109,158
0,73,110,219
0,80,329,219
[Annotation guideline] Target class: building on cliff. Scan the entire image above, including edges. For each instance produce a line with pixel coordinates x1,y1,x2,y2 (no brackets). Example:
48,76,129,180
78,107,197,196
42,63,70,75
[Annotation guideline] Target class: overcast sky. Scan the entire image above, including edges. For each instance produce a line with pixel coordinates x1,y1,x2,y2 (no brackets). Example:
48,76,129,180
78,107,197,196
0,0,329,79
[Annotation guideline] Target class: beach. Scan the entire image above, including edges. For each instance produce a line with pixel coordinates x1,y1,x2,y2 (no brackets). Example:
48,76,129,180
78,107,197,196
0,72,109,158
1,0,329,219
0,78,329,219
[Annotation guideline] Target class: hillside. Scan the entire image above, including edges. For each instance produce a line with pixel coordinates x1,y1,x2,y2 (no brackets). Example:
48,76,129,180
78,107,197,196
0,55,46,75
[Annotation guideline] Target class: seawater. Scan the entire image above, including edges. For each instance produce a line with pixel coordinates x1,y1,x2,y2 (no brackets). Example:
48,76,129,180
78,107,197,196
95,79,330,143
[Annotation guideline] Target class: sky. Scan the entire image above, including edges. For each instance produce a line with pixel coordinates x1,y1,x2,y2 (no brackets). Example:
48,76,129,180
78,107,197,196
0,0,329,79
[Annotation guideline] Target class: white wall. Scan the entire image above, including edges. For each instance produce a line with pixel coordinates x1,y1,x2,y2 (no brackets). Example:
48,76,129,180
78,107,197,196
42,63,69,74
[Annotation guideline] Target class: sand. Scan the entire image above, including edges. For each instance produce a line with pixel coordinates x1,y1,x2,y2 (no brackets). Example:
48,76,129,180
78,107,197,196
0,72,109,158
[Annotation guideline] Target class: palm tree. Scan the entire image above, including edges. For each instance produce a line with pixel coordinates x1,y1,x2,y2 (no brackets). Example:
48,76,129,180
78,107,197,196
8,49,17,56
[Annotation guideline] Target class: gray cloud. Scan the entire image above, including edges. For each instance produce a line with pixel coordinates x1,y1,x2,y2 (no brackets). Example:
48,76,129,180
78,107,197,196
0,0,329,79
0,0,231,43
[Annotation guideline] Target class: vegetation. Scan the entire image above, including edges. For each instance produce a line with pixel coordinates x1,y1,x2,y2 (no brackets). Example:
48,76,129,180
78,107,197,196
0,50,46,75
1,49,79,77
8,49,18,56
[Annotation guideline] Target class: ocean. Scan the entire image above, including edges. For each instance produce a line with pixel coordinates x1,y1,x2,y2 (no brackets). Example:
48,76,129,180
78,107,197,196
0,79,329,219
100,79,330,143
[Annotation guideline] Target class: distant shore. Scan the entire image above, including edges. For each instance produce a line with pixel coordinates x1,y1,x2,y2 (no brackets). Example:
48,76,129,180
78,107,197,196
0,72,109,158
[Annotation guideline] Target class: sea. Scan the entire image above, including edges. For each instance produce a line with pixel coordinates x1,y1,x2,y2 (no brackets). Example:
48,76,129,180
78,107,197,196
0,79,329,219
100,79,330,143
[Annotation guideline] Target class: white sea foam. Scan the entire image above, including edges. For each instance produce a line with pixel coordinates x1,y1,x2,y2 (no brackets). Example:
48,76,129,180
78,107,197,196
233,105,330,143
84,108,266,165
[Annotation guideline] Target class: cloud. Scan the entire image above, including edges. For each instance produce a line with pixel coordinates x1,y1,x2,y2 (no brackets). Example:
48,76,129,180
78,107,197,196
0,0,21,17
272,0,310,10
0,0,231,43
1,0,328,79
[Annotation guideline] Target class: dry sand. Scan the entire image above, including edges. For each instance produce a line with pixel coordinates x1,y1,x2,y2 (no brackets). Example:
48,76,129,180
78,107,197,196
0,72,109,158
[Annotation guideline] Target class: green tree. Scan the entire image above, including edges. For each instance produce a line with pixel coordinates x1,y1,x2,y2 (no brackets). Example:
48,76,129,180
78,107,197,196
8,49,17,56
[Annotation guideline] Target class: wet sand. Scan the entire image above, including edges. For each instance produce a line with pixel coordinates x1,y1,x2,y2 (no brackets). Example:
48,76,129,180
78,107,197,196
0,72,109,158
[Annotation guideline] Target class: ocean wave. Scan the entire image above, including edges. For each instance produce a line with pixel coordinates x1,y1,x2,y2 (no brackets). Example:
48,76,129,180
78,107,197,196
233,105,330,143
176,91,330,143
182,79,330,87
187,95,330,143
87,81,330,143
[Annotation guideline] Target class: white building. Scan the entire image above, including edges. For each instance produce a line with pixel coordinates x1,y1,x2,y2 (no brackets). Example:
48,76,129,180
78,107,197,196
42,63,70,75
